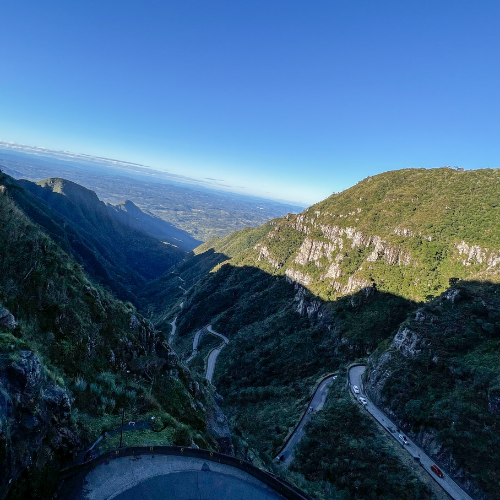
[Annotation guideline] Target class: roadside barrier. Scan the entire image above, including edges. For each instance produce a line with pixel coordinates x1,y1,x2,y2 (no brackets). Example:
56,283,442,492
275,372,338,459
346,364,473,500
59,445,315,500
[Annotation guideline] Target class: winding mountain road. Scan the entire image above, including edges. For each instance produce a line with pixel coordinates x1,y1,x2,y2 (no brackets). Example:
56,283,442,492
168,302,184,345
205,326,229,383
275,375,337,466
185,326,206,363
168,316,177,344
185,325,229,383
348,365,474,500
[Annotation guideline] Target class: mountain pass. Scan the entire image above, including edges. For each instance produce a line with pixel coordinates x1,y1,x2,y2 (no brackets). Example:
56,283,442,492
348,365,474,500
275,375,337,466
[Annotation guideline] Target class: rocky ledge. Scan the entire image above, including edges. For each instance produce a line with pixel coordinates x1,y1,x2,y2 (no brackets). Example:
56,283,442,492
0,350,79,500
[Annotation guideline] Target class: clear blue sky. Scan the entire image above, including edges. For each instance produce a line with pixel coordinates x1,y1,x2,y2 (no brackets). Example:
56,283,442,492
0,1,499,205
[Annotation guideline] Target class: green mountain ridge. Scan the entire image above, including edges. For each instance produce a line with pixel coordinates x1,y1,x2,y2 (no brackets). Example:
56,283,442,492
107,199,203,251
154,168,499,499
1,166,499,500
2,172,186,302
0,173,226,500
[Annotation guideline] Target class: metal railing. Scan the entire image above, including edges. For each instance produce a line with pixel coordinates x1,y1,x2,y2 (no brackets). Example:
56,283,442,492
59,445,315,500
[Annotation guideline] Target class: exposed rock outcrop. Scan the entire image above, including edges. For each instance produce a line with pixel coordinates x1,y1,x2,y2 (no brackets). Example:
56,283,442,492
391,326,424,358
331,276,372,296
456,240,500,269
294,237,339,265
323,257,343,279
0,351,79,500
293,285,322,319
254,243,281,269
206,399,233,456
285,268,313,286
0,307,17,330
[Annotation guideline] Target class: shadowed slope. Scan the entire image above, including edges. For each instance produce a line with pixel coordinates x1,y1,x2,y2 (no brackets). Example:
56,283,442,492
2,173,185,301
107,199,202,251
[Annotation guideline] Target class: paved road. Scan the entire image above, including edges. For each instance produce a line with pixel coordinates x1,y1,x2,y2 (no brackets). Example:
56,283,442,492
205,326,230,383
168,316,177,344
348,365,474,500
276,375,337,466
64,455,286,500
168,301,185,345
207,325,229,343
185,325,229,371
185,326,205,363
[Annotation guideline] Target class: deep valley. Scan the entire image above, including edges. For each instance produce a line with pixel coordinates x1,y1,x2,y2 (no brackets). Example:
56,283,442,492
0,166,499,500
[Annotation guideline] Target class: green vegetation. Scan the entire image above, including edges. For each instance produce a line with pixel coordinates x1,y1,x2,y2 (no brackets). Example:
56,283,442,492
0,184,219,499
314,168,500,247
161,168,500,498
367,280,500,499
172,262,417,462
2,172,185,302
293,377,436,500
2,167,500,499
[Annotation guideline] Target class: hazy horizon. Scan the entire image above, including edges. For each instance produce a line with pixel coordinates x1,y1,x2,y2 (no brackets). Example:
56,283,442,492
1,1,498,205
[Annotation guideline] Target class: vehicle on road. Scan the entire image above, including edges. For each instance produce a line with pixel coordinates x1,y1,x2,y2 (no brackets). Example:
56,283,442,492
398,434,409,444
358,397,367,406
308,406,314,414
431,465,444,478
352,385,360,394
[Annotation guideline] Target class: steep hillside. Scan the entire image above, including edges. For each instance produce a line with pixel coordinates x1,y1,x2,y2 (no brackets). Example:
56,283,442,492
365,280,500,499
229,167,499,303
0,186,223,500
107,199,202,251
0,172,185,302
162,168,500,499
141,225,273,318
293,376,437,500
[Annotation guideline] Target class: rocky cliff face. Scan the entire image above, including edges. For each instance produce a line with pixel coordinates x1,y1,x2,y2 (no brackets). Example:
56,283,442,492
216,169,500,309
365,281,500,500
0,351,79,500
163,168,499,498
254,211,500,302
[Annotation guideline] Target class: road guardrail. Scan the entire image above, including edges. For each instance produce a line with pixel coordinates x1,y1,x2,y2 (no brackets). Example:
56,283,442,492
59,445,315,500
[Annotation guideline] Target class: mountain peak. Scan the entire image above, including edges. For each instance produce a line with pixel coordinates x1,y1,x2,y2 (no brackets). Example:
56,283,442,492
36,177,101,209
115,199,143,215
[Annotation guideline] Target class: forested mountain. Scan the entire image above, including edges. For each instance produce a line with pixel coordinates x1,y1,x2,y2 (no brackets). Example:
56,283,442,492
0,175,225,500
1,167,499,500
366,280,500,499
1,172,186,302
154,168,500,499
106,199,202,251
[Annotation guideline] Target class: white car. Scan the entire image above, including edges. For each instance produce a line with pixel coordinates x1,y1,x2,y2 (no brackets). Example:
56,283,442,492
358,397,367,406
353,385,360,394
308,406,314,414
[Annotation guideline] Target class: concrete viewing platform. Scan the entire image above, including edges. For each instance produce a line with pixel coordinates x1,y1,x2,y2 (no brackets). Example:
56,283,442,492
59,454,290,500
